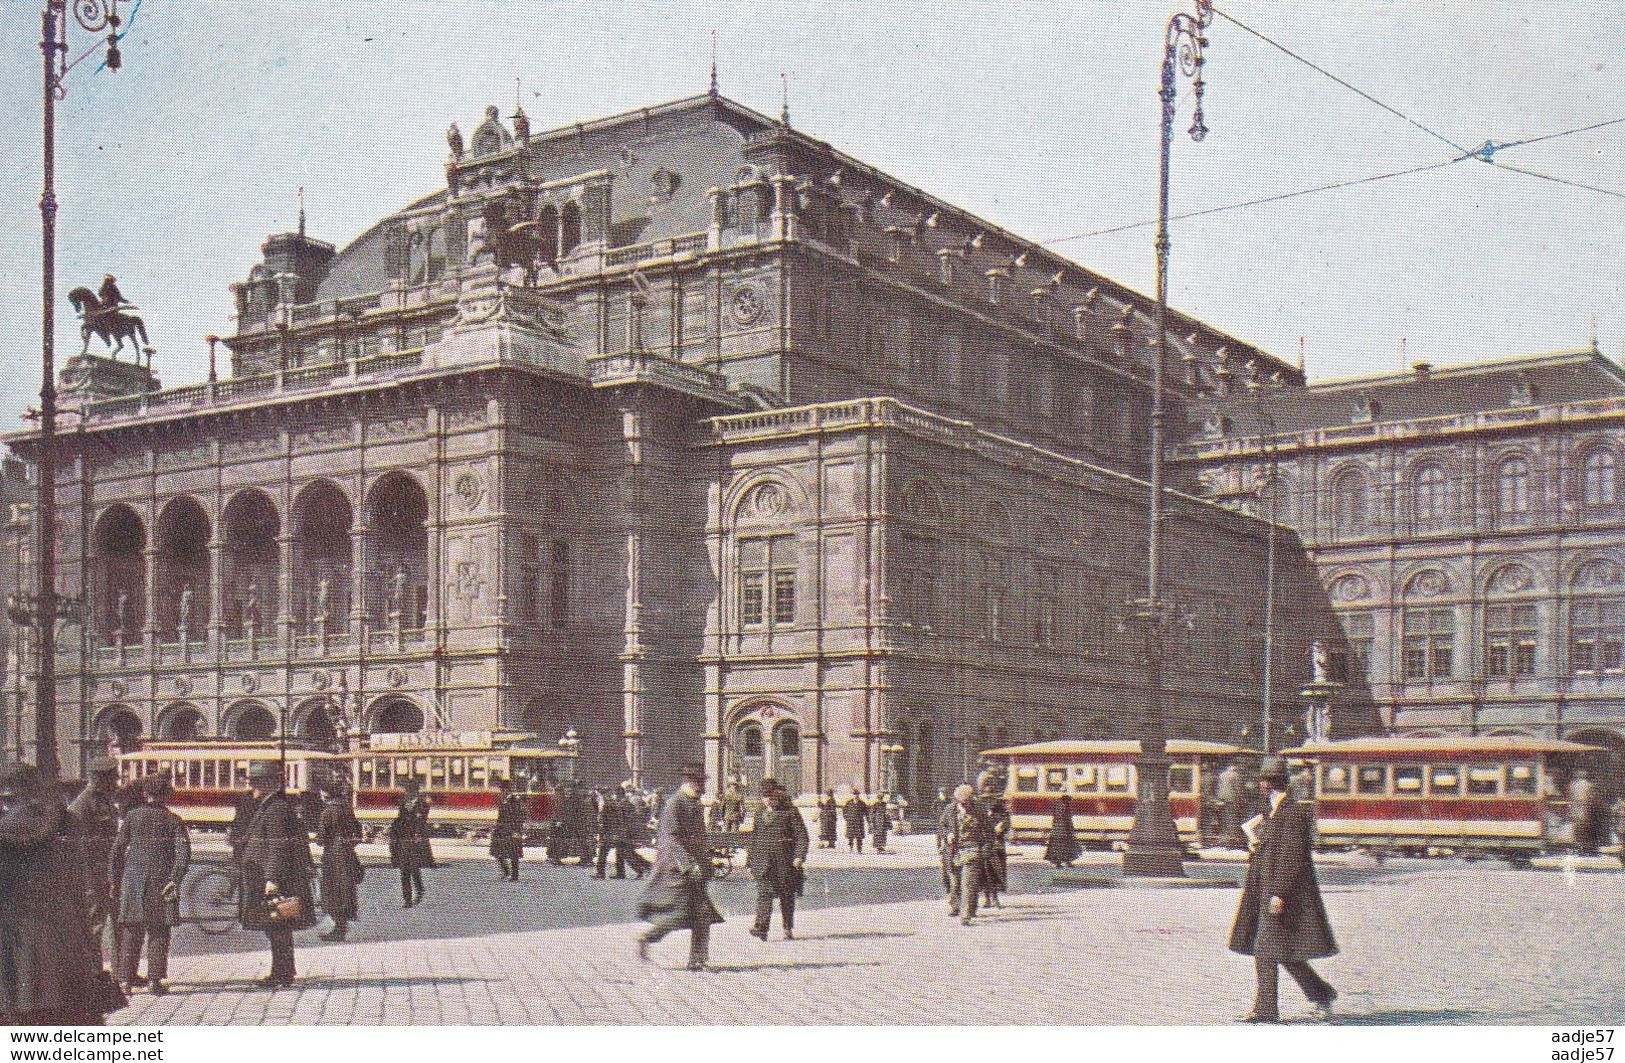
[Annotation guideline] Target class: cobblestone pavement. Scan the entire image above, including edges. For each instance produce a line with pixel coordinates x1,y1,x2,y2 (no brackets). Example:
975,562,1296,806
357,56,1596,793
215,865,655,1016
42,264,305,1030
112,861,1621,1025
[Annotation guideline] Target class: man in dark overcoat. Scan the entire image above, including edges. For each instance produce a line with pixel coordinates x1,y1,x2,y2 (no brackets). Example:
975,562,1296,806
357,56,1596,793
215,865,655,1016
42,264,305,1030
746,779,809,941
612,787,652,879
842,791,868,853
109,773,190,994
592,787,621,879
315,780,363,940
231,760,315,988
636,763,723,971
0,762,123,1025
69,757,123,967
1228,757,1338,1023
816,790,838,849
388,781,431,906
491,778,528,881
868,794,891,853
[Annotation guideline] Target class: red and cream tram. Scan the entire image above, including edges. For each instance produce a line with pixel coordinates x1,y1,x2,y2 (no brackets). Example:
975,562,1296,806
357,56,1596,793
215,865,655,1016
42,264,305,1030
1282,735,1601,862
116,730,575,836
984,739,1255,847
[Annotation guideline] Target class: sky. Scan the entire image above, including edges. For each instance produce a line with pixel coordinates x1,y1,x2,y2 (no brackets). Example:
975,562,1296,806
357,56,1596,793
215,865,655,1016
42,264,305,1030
0,1,1620,428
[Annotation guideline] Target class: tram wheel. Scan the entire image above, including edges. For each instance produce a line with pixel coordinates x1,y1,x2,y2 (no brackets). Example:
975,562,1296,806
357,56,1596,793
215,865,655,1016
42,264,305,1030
183,867,239,935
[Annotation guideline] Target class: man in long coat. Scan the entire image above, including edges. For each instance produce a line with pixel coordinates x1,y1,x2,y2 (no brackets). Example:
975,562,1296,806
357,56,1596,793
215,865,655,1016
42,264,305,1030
231,760,315,988
388,781,431,906
842,791,868,853
109,773,190,994
868,794,891,853
746,779,809,941
0,762,122,1025
816,791,838,849
490,779,527,881
636,763,722,970
1229,758,1338,1023
941,784,988,925
315,779,363,940
69,757,123,967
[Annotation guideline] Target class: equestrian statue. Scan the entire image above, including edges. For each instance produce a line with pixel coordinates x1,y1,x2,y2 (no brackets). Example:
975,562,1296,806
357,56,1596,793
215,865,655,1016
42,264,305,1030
67,275,154,360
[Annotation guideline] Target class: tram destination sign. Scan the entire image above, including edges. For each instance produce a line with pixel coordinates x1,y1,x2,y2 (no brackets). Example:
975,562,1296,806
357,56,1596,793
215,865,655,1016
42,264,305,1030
370,729,495,751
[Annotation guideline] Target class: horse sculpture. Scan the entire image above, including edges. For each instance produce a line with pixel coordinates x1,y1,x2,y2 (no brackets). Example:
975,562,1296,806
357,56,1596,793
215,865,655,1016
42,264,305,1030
67,286,153,360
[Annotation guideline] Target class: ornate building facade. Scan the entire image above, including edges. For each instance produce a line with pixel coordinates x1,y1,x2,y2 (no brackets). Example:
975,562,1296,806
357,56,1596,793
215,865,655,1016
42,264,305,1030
5,93,1333,798
1177,348,1625,791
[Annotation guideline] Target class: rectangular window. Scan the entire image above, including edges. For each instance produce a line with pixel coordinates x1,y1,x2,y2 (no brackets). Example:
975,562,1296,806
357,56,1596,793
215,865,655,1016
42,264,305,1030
1103,765,1131,794
202,760,217,788
1045,767,1067,791
520,533,541,621
1342,612,1374,681
772,570,797,625
1072,765,1098,792
1015,768,1039,793
1467,765,1502,796
1394,764,1424,794
1571,597,1625,674
741,573,765,626
1320,764,1352,795
1485,602,1537,680
469,757,487,788
1402,607,1454,681
1356,764,1388,795
1428,765,1461,795
1507,762,1538,795
1168,764,1195,795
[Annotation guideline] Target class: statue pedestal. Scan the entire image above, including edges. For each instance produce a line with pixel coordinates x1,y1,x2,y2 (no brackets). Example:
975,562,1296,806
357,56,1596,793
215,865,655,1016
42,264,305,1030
58,354,160,406
1298,680,1344,744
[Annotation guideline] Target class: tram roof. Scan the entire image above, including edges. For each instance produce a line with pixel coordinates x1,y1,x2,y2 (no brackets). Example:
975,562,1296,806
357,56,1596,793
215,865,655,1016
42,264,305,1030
1283,736,1603,757
981,739,1254,758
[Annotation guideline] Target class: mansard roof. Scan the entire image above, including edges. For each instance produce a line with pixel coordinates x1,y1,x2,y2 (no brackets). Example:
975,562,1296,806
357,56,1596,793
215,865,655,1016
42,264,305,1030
295,92,1289,377
1195,347,1625,438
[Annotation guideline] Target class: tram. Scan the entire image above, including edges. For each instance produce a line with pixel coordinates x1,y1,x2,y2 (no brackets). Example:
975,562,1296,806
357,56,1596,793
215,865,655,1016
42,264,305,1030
1281,735,1601,862
982,739,1256,848
115,730,575,836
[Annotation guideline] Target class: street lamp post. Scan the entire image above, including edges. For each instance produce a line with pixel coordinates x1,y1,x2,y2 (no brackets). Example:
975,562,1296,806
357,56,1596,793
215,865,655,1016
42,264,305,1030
879,741,903,797
1122,0,1213,878
31,0,124,779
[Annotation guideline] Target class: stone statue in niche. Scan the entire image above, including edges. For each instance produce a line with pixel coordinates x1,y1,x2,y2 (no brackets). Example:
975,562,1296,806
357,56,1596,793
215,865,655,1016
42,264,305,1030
177,585,192,643
115,592,129,637
315,577,330,623
390,568,407,614
242,582,260,634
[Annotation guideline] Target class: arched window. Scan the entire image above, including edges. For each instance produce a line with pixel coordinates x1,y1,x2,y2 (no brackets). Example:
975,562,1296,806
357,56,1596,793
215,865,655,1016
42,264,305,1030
222,490,280,635
914,720,934,803
92,505,145,640
291,481,353,635
370,697,423,735
1331,467,1367,538
366,474,428,628
154,497,211,643
1483,565,1537,681
560,201,582,255
1412,464,1448,529
732,720,766,793
741,725,763,758
1497,457,1530,517
1583,449,1617,507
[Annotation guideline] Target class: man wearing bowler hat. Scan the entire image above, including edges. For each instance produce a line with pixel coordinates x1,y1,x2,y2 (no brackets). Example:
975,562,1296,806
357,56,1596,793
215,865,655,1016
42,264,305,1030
1229,757,1339,1023
70,756,124,966
231,760,315,988
636,761,723,970
109,773,191,995
746,777,808,941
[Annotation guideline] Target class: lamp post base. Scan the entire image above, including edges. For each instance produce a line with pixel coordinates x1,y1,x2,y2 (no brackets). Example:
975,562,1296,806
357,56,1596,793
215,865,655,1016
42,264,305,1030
1122,750,1187,878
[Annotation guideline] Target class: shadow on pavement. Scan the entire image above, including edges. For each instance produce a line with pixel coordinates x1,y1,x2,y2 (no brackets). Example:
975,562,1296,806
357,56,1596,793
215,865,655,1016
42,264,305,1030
706,960,885,974
132,975,498,996
1329,1009,1486,1025
797,930,913,941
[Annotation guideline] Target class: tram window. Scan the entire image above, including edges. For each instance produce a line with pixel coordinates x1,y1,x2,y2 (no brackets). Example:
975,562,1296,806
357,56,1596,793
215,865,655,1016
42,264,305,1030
233,761,250,787
1321,764,1351,795
1015,768,1039,793
201,761,214,788
449,757,465,784
428,758,446,786
1467,766,1502,796
359,760,374,788
1072,766,1097,792
189,761,203,788
414,758,430,783
1507,762,1537,795
1045,767,1067,791
1428,766,1461,795
375,759,393,789
1356,765,1388,795
1394,765,1424,794
1104,765,1131,794
158,760,172,779
470,758,487,788
1168,765,1195,794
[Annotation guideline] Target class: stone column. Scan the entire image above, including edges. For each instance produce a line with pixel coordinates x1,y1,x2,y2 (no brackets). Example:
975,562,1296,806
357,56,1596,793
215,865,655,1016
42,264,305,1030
349,525,369,639
207,537,224,656
141,545,158,654
706,187,725,251
771,174,796,243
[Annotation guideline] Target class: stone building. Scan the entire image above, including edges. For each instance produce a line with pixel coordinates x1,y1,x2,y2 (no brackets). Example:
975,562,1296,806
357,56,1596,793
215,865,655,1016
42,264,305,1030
4,92,1332,798
1177,347,1625,792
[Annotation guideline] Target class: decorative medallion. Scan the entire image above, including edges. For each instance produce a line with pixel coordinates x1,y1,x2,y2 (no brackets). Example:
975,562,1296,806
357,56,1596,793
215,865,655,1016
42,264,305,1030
747,482,790,518
1491,564,1534,594
1406,570,1449,599
312,671,331,691
1329,573,1369,602
241,674,258,693
174,675,193,696
107,679,127,698
454,472,486,513
729,284,764,327
386,666,407,689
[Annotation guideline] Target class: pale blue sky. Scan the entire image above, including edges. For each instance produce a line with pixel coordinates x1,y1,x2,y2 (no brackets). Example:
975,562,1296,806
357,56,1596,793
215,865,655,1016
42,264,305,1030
1,1,1620,427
